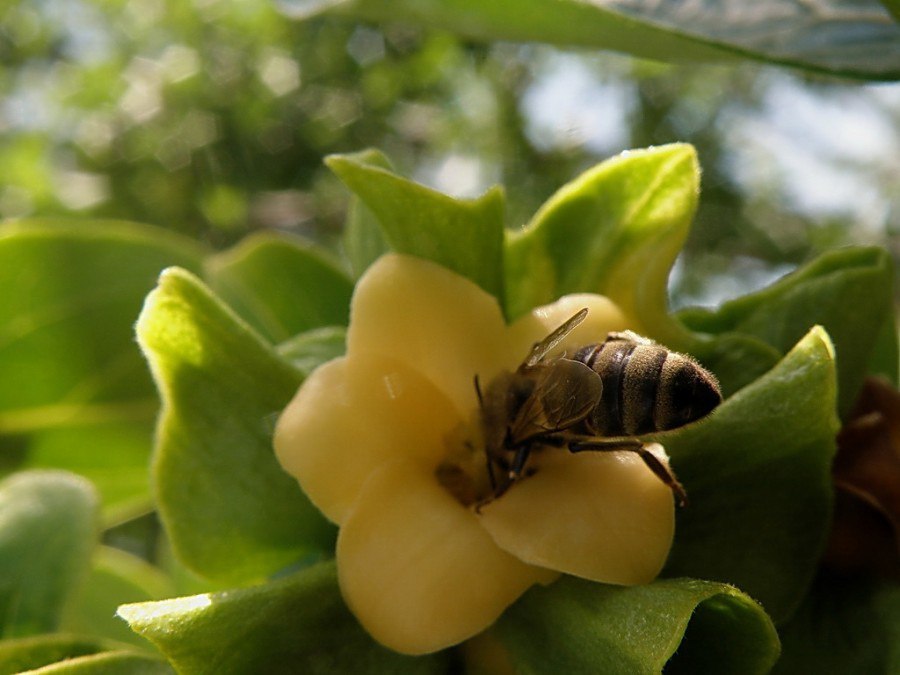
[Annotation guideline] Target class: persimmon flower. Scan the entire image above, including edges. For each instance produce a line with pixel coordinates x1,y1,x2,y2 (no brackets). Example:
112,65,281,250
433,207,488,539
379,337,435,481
274,254,676,655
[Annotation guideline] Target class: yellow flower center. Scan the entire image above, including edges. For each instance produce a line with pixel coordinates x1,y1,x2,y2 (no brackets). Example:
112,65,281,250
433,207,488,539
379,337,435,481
435,417,492,507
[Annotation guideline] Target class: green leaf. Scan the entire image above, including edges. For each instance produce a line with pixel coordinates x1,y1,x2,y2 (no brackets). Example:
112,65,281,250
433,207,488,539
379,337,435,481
0,220,206,518
15,423,155,527
63,546,173,648
0,634,107,674
882,0,900,22
690,333,782,400
20,651,173,674
339,0,900,80
496,576,779,674
206,233,354,344
681,247,895,415
340,149,392,279
0,471,99,637
662,327,838,622
276,326,347,378
343,198,390,281
327,150,506,304
136,268,335,584
505,144,697,345
154,538,231,598
118,561,445,675
868,313,899,385
774,575,900,674
0,220,206,427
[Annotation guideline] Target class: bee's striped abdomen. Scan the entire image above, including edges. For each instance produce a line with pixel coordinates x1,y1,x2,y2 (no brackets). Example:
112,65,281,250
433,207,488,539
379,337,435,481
573,331,720,437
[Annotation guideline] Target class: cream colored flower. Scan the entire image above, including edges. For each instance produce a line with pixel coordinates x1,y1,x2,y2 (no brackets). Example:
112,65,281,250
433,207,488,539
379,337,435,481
274,254,675,655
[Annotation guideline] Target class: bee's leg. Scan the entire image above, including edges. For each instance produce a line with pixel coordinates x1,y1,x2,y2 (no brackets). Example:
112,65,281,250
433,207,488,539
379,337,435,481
475,457,515,513
568,438,688,507
632,445,688,507
474,460,499,515
485,455,497,493
508,445,532,483
475,444,533,513
568,437,642,452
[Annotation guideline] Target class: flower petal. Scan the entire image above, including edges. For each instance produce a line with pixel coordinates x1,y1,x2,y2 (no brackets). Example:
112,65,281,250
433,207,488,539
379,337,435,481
274,354,462,524
507,293,631,364
347,254,509,413
478,446,675,585
337,459,555,655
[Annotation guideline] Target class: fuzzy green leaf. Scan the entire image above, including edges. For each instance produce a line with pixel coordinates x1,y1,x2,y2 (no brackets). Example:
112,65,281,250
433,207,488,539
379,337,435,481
118,562,445,675
0,635,109,674
681,247,896,414
881,0,900,21
15,423,156,527
774,576,900,674
20,651,173,674
0,220,206,519
327,150,506,304
276,326,347,378
136,268,334,584
505,144,697,346
868,313,900,384
63,546,173,648
206,233,354,344
338,0,900,80
690,333,782,400
0,471,99,637
497,576,779,674
661,327,838,622
340,149,392,279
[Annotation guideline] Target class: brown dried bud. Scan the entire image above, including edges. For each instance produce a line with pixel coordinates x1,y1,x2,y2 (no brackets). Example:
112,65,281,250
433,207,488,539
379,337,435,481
824,377,900,579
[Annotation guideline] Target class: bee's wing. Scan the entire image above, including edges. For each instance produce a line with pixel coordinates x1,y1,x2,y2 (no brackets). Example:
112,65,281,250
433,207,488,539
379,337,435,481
509,359,602,445
524,308,588,368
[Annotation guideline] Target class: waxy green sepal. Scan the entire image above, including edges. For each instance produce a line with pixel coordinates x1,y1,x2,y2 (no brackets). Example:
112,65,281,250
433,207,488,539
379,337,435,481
497,576,779,674
205,232,354,345
663,327,839,623
682,247,896,415
327,150,506,305
117,562,446,675
136,268,335,584
505,143,697,346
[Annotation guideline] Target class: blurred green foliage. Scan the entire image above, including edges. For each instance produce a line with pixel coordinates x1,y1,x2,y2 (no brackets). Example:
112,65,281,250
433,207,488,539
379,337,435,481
2,1,897,307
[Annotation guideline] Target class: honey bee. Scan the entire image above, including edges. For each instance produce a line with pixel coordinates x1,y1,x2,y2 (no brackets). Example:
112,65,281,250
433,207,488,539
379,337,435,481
476,308,721,507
